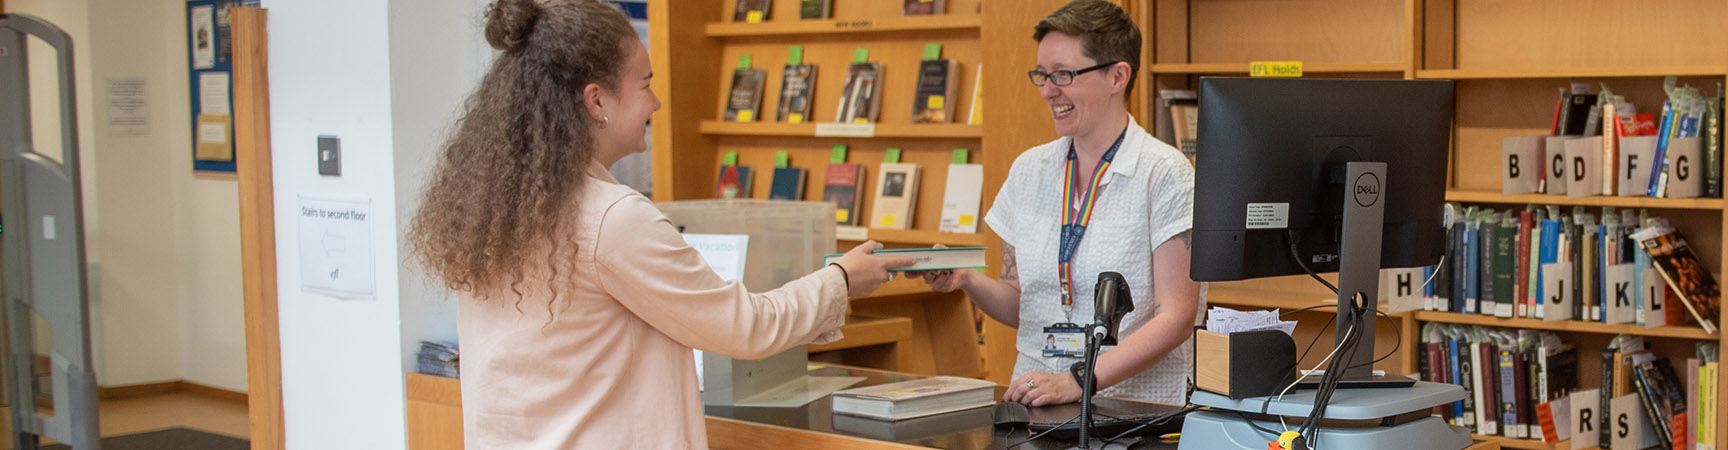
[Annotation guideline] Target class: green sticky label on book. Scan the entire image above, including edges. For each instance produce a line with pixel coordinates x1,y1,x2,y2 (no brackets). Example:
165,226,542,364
737,54,752,70
724,151,738,166
853,47,869,64
775,151,789,168
788,46,803,65
831,144,847,163
922,43,941,61
885,148,902,163
952,148,969,164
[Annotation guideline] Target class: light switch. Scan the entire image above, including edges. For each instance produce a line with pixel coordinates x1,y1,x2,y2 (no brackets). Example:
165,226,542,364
317,135,340,176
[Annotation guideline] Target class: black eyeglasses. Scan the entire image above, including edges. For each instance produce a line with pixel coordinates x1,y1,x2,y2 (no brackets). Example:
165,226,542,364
1027,61,1120,87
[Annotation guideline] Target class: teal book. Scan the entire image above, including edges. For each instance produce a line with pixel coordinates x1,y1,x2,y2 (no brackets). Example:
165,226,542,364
768,167,807,200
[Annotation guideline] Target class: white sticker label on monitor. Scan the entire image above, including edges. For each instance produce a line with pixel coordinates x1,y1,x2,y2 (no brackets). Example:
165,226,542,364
1245,203,1289,229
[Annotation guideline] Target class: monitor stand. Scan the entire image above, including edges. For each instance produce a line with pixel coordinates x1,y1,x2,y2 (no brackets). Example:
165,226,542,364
1179,163,1470,450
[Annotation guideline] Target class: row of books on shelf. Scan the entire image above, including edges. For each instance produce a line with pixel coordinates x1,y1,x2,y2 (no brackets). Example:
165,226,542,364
726,45,981,126
1411,204,1722,334
1420,326,1719,449
733,0,966,22
1155,90,1198,160
714,147,982,233
1502,80,1724,199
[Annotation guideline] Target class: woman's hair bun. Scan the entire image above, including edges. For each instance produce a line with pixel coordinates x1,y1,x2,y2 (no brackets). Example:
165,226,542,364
485,0,540,52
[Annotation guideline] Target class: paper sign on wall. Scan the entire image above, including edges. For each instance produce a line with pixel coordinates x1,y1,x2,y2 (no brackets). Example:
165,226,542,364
298,194,375,299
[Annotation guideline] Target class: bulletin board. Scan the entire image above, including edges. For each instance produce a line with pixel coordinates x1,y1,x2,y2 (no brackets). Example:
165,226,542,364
185,0,258,173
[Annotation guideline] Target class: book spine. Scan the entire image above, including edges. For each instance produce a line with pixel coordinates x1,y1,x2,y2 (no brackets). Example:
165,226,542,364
1633,365,1676,448
1496,221,1517,318
1515,348,1533,438
1601,346,1615,449
1455,338,1474,427
1499,349,1519,437
1706,97,1722,198
1479,342,1500,435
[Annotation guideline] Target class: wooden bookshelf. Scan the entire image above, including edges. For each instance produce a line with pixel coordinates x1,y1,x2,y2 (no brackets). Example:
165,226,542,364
1445,190,1727,211
1150,62,1406,75
697,120,983,138
1414,311,1719,341
1418,66,1728,80
705,14,980,38
1469,434,1561,450
1136,0,1728,446
652,0,995,379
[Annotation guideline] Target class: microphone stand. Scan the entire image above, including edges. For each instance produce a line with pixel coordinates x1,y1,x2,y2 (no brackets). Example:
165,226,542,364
1071,321,1106,450
1070,271,1128,450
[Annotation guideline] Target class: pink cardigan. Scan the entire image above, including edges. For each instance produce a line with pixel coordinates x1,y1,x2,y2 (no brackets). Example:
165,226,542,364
458,163,848,449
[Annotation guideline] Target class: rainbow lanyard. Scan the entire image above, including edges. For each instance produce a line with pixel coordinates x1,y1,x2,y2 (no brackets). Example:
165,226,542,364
1058,129,1126,321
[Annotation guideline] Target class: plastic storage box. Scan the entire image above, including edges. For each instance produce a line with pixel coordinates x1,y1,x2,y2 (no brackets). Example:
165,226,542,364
655,199,836,292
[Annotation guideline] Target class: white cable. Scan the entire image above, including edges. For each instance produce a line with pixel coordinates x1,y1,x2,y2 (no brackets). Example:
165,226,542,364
1272,320,1355,433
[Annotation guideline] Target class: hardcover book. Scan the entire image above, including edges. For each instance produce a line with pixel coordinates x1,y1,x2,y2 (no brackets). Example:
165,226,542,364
776,63,818,123
823,246,988,272
823,162,866,225
830,376,994,421
912,59,960,124
940,163,983,233
724,67,767,122
768,166,807,200
1632,222,1721,334
870,162,921,230
902,0,945,15
715,165,754,199
836,62,885,124
799,0,831,19
733,0,772,22
967,64,983,125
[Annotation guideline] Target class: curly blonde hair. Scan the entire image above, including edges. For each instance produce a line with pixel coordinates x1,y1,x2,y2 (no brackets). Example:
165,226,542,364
409,0,636,298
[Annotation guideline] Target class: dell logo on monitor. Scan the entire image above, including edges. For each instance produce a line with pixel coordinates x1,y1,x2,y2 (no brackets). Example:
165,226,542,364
1353,173,1381,207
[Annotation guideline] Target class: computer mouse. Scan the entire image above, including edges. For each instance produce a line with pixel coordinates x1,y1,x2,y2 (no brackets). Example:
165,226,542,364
992,401,1031,428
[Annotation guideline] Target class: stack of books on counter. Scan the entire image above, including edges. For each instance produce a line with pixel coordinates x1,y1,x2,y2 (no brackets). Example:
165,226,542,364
831,376,995,421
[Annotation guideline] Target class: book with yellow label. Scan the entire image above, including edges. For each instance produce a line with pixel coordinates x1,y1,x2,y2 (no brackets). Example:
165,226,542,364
870,162,920,230
940,163,982,233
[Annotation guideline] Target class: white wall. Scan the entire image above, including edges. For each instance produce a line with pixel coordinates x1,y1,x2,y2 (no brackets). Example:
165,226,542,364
389,0,488,376
11,0,249,392
265,0,408,447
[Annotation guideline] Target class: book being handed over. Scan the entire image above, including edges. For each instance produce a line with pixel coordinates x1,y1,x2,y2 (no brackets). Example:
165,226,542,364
831,376,995,421
823,246,986,272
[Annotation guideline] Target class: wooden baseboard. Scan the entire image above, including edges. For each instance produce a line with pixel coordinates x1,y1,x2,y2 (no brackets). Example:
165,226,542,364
99,380,248,404
98,381,180,400
181,381,249,404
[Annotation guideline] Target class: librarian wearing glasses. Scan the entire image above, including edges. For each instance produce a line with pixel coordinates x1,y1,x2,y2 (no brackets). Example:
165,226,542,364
915,0,1203,407
408,0,913,448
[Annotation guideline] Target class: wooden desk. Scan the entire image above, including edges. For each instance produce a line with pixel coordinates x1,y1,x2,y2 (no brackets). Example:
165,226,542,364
405,368,1501,450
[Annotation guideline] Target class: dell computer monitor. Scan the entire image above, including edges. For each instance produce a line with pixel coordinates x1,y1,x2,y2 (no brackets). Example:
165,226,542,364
1190,77,1453,379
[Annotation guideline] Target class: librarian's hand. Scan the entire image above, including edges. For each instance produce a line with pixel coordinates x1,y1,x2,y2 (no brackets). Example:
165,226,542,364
833,241,917,297
1005,371,1080,407
906,244,974,293
914,268,977,293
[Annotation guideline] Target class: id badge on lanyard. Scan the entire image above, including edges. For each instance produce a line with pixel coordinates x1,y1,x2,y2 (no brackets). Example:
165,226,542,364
1054,130,1124,323
1048,130,1124,359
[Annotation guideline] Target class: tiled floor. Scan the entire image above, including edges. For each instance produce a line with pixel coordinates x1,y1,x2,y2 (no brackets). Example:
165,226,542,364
0,392,249,449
